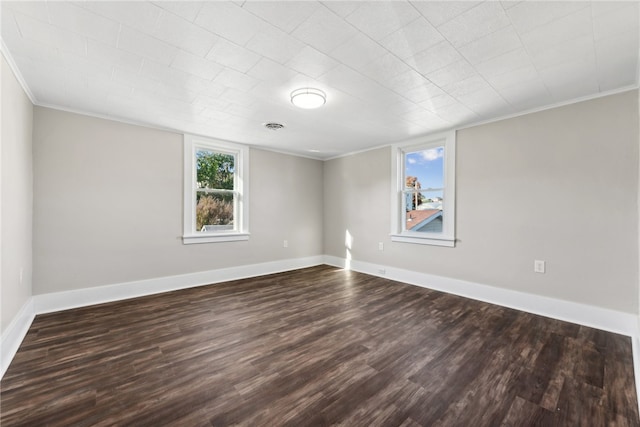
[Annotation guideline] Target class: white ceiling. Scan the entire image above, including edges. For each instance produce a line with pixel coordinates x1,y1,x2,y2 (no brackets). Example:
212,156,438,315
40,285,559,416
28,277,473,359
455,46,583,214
2,1,638,159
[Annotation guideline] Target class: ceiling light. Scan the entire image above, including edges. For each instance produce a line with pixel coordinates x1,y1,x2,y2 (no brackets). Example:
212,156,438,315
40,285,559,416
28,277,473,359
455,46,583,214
290,88,326,109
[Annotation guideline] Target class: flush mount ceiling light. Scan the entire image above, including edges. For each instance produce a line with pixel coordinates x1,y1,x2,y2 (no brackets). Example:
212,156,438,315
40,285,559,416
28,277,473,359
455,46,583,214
290,87,326,109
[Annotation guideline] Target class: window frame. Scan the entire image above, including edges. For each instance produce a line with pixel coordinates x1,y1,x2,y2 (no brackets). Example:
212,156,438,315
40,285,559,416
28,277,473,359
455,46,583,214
390,131,456,247
183,134,249,244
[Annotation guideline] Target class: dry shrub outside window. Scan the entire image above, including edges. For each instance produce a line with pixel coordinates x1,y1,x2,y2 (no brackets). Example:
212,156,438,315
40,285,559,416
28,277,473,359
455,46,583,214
196,195,233,230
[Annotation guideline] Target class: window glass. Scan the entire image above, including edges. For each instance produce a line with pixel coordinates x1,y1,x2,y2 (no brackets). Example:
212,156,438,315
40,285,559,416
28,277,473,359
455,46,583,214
183,135,249,244
404,147,444,234
391,132,455,247
195,149,236,232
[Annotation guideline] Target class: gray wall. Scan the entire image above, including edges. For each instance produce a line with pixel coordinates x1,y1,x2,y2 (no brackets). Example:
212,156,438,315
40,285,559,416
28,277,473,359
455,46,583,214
7,79,640,322
324,91,639,314
1,54,33,334
32,107,324,293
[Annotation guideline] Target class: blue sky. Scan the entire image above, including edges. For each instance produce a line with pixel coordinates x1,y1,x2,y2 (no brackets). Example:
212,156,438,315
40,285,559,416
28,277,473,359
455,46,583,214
405,147,444,196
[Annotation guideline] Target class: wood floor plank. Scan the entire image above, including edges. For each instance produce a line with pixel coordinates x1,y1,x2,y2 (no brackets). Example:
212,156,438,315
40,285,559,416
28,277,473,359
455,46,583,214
1,265,638,426
500,396,556,427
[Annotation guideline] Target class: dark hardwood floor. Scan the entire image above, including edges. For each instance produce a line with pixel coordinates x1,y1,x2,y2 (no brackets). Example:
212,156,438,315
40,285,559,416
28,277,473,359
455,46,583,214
1,265,638,426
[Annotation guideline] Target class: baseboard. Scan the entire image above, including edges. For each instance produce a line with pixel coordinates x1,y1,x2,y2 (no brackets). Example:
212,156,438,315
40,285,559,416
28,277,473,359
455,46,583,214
33,255,325,314
5,254,640,404
324,255,639,337
326,255,640,413
633,335,640,416
1,256,324,381
1,298,35,379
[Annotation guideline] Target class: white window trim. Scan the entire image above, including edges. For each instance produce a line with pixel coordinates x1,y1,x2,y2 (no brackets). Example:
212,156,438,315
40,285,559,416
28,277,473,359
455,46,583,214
183,134,249,244
390,131,456,247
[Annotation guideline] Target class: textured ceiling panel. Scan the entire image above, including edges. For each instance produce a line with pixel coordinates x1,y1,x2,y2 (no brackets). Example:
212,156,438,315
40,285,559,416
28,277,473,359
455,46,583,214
1,0,638,159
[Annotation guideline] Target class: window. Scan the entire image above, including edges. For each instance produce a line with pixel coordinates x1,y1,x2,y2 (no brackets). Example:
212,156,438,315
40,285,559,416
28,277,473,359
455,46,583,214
183,135,249,244
390,131,456,247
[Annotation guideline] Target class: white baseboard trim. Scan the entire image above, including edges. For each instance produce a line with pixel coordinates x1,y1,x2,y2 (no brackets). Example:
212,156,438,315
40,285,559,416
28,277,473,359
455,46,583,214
1,298,35,379
34,255,325,314
4,254,640,407
326,255,640,414
1,256,323,380
632,335,640,416
324,255,639,337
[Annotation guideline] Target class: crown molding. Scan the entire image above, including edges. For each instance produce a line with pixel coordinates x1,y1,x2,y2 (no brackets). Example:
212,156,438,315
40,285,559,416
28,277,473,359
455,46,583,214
326,86,639,161
1,39,36,104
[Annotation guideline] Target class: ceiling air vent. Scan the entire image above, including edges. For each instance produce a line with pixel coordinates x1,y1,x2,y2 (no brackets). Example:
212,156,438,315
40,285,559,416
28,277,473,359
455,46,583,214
264,122,285,130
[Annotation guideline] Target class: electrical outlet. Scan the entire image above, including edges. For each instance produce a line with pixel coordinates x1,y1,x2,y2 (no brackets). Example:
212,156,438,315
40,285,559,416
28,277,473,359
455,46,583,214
378,242,384,251
283,240,288,248
534,260,545,274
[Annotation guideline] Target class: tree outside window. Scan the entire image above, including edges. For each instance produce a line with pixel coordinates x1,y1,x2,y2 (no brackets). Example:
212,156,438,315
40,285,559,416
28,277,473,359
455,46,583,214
195,150,235,231
183,134,249,244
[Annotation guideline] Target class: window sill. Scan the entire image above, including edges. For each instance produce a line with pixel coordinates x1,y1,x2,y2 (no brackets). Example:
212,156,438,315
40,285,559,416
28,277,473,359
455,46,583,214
183,233,250,245
390,234,455,247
